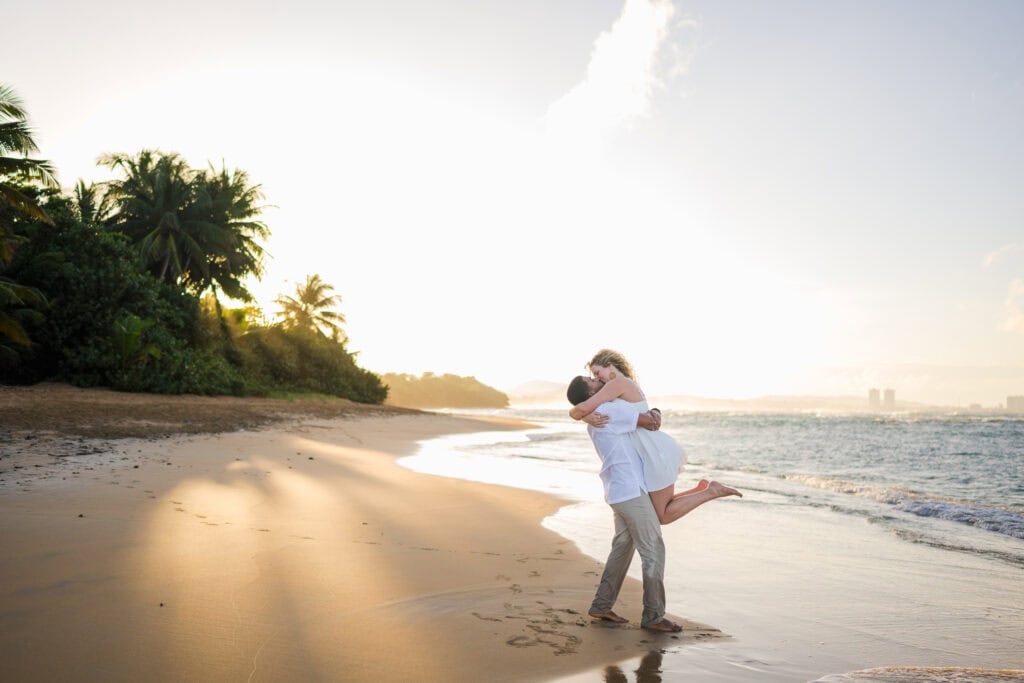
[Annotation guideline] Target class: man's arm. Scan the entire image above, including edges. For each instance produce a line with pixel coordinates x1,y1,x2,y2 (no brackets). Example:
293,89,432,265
586,401,660,432
637,409,661,431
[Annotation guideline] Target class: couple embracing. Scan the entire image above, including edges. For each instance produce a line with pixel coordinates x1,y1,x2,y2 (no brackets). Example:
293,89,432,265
567,349,741,633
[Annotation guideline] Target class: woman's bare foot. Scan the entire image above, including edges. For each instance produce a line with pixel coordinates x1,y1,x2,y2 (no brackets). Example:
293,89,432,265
673,479,710,498
708,481,742,498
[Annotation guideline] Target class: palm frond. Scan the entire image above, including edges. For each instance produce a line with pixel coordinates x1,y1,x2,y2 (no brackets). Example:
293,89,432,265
0,84,28,121
0,184,53,224
0,154,58,188
0,315,30,346
0,120,41,155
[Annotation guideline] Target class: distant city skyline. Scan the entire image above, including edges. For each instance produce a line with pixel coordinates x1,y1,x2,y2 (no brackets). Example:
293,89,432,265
516,368,1024,411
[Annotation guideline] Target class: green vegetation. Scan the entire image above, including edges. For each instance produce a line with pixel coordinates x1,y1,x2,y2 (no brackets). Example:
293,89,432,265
0,84,57,357
382,372,509,409
276,274,347,340
0,84,385,403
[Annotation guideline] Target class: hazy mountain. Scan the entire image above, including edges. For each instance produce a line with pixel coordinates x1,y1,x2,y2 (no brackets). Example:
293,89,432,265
507,380,567,406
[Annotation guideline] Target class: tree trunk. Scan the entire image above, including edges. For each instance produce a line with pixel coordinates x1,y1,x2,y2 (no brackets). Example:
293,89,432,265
212,285,242,368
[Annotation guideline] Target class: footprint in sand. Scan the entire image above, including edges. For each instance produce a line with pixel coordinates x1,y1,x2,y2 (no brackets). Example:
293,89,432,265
527,622,581,651
503,623,580,655
506,636,536,648
472,612,502,623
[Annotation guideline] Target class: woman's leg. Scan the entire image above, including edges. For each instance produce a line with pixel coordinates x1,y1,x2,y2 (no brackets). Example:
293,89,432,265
648,485,676,523
649,481,741,525
649,481,710,521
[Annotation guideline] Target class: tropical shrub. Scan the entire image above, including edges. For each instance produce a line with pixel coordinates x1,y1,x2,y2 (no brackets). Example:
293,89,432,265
239,326,386,402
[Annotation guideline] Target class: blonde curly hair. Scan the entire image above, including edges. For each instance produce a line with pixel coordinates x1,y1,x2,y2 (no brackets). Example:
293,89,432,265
587,349,635,380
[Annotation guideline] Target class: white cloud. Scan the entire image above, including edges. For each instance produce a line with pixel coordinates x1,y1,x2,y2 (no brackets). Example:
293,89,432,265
984,242,1021,268
543,0,676,143
1003,279,1024,334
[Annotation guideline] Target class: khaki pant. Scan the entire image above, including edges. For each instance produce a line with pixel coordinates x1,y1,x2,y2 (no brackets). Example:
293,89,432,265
590,494,666,627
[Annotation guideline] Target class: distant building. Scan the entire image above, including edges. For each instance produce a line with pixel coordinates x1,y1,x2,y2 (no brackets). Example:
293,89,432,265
868,388,880,409
883,388,895,410
1008,396,1024,413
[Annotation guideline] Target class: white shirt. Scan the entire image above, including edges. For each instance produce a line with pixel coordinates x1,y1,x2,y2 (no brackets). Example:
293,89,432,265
587,400,647,504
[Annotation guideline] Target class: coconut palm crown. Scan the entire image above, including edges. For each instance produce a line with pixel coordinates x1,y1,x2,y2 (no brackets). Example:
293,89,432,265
275,274,347,340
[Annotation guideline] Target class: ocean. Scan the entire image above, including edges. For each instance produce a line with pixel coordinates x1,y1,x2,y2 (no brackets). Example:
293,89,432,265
400,408,1024,682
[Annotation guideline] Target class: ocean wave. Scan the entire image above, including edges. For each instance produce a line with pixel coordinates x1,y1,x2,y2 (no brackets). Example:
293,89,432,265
524,432,575,444
695,461,772,476
888,527,1024,568
812,666,1024,682
785,474,918,503
785,474,1024,540
900,499,1024,539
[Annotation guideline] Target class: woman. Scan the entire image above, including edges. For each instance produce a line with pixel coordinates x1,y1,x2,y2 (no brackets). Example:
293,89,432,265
570,349,741,524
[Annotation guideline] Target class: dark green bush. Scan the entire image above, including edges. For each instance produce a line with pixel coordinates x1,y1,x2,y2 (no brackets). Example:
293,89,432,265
1,194,200,388
1,186,386,404
239,327,387,403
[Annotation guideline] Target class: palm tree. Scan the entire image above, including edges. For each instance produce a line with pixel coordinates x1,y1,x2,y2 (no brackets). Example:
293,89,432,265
101,152,270,299
185,163,269,302
73,180,116,226
0,83,55,352
186,165,270,365
0,275,45,361
275,274,347,340
0,83,57,238
100,150,203,283
102,151,272,366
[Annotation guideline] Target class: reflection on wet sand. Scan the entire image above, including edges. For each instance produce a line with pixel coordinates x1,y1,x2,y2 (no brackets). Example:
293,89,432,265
604,650,664,683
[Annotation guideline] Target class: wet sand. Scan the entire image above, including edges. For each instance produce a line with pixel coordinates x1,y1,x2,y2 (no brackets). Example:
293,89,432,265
0,385,725,681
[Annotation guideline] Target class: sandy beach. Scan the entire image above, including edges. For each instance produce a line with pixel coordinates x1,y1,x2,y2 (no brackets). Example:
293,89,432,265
0,385,723,682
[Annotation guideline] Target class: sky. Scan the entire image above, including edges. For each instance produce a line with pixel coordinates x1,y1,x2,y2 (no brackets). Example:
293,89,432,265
5,0,1024,405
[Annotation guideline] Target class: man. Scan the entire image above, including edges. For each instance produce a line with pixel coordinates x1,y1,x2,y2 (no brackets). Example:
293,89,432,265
566,375,682,633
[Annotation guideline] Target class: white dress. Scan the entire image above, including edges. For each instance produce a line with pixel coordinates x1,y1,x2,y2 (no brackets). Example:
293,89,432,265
621,398,685,491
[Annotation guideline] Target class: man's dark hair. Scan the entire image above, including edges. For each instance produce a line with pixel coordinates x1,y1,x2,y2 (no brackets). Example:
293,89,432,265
566,375,592,405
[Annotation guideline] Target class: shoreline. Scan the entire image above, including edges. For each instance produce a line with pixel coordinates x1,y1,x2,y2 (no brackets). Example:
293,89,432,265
403,409,1024,682
0,385,725,681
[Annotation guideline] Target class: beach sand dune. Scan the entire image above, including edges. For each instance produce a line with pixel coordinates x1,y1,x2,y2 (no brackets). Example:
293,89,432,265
0,386,723,682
